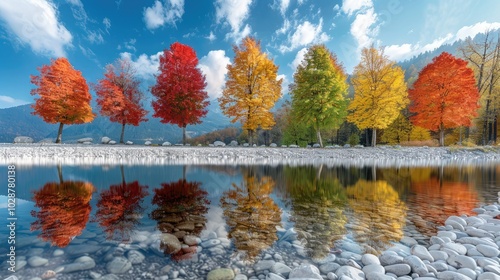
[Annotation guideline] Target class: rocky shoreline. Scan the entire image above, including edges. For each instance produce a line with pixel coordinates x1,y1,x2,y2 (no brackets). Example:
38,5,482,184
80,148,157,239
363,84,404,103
1,144,500,166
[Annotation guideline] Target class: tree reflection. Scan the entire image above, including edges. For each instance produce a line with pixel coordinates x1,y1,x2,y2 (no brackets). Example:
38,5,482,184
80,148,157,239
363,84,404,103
30,165,95,247
150,179,209,261
95,166,149,242
283,165,348,260
220,168,281,260
346,180,406,254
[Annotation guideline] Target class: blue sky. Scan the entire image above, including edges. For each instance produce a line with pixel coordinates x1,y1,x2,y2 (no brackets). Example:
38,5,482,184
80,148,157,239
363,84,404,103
0,0,500,109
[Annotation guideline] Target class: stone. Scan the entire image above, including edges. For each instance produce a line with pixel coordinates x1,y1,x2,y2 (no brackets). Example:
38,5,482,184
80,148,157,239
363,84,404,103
234,274,248,280
431,237,446,245
59,256,95,273
411,245,434,262
478,272,500,280
476,244,500,257
266,273,286,280
201,239,221,248
288,264,322,280
109,140,117,145
254,260,275,272
125,141,133,145
430,250,449,261
384,264,411,276
362,264,385,275
41,270,56,279
101,137,111,144
335,266,365,280
437,271,473,280
229,140,239,146
445,220,465,231
465,228,494,238
319,262,340,274
366,273,396,280
400,237,418,247
106,257,132,274
429,261,449,272
53,249,64,257
447,255,477,270
437,231,457,241
127,250,145,264
313,143,321,148
456,268,476,280
362,253,381,265
207,268,235,280
77,137,93,143
162,141,172,146
271,262,292,277
404,255,429,275
380,252,404,266
99,275,120,280
443,243,467,255
183,235,199,246
484,264,500,275
270,143,277,147
144,141,152,145
28,256,48,267
161,233,182,254
243,143,249,147
14,136,34,143
176,221,195,231
214,141,226,147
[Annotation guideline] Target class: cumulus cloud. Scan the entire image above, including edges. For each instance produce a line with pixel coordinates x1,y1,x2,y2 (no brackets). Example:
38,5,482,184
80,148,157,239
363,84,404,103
350,7,378,52
273,0,290,16
279,19,329,53
0,95,29,108
198,50,231,99
215,0,253,42
277,74,289,95
341,0,372,16
290,47,308,71
144,0,184,30
385,22,500,62
120,51,163,81
206,31,216,41
0,0,72,57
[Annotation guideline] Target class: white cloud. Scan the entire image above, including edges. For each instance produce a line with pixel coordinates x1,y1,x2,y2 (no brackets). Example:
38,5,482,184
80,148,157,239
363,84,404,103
290,47,308,71
279,19,329,53
198,50,231,99
215,0,253,42
120,51,162,81
276,18,290,35
276,0,290,16
143,0,184,30
385,22,500,62
277,74,289,94
0,95,29,108
0,0,72,57
350,7,378,52
341,0,372,16
87,30,104,44
103,17,111,32
206,31,216,41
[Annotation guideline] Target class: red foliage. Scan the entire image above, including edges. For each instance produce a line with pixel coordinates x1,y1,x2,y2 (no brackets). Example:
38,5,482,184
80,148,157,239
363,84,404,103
151,42,209,128
94,59,148,127
30,181,95,247
95,181,149,242
409,52,479,131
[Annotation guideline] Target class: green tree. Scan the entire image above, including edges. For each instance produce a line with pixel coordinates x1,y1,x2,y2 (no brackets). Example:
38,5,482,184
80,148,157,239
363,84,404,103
381,113,412,144
290,45,349,147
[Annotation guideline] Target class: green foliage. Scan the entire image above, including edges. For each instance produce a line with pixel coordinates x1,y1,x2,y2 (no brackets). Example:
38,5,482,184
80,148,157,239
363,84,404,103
381,114,412,144
290,45,348,147
348,134,360,146
187,127,241,145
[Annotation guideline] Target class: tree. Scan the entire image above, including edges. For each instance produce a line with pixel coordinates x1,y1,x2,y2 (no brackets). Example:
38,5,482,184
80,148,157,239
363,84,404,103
94,59,148,143
219,36,282,145
409,52,480,146
151,42,209,145
348,47,408,146
381,113,412,144
290,45,349,147
30,58,94,143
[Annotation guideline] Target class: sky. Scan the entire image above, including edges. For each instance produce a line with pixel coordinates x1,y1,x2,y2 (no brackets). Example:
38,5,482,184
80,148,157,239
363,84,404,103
0,0,500,109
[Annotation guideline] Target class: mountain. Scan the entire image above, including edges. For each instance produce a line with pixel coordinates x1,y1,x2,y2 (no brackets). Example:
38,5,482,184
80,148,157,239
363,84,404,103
0,100,232,144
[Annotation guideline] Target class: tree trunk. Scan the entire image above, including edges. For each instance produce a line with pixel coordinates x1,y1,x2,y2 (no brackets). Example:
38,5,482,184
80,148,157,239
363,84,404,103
182,125,186,145
56,122,64,144
120,123,126,144
316,129,323,147
439,126,445,146
57,164,63,184
371,128,377,147
120,165,125,184
248,129,253,146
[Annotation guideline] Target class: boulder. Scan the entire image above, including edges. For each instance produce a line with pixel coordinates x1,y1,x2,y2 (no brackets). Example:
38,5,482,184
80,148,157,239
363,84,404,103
313,143,321,148
229,140,238,146
101,137,111,144
270,143,278,147
144,141,152,146
214,141,226,147
160,233,181,254
242,143,249,147
125,141,133,145
14,136,34,143
77,137,93,143
108,140,117,145
162,141,172,146
207,268,235,280
289,264,322,279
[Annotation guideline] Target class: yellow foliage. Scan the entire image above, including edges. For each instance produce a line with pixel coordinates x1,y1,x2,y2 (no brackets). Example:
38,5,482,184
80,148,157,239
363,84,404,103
219,37,282,134
410,126,431,141
348,47,408,131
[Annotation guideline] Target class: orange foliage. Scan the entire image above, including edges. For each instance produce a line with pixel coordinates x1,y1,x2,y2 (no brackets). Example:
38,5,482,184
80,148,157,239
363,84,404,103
95,181,148,242
30,181,95,247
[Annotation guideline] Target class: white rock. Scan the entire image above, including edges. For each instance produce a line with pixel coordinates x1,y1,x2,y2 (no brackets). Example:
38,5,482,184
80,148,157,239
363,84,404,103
77,137,93,143
437,271,473,280
162,141,171,146
476,244,500,257
442,243,467,255
478,272,500,280
59,256,96,273
362,264,385,275
144,141,152,146
271,262,292,277
457,268,476,280
411,245,434,262
106,257,132,274
14,136,34,143
101,137,111,144
437,231,457,241
447,255,477,270
319,262,340,274
28,256,48,267
109,140,117,145
213,141,225,147
254,260,275,272
430,250,449,261
127,250,145,264
384,264,411,276
362,254,381,265
335,265,365,280
125,141,133,145
266,273,285,280
404,255,428,275
289,264,322,279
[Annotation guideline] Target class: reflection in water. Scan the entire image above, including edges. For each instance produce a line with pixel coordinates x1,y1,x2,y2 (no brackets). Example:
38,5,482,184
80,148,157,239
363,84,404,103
408,168,479,236
283,165,347,259
346,180,406,254
30,165,95,247
95,166,149,242
220,168,281,260
151,179,209,261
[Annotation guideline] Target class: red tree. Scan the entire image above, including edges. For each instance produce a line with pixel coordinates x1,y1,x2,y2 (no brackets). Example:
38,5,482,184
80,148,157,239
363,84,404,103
151,42,209,144
409,52,479,146
31,58,95,143
94,59,148,143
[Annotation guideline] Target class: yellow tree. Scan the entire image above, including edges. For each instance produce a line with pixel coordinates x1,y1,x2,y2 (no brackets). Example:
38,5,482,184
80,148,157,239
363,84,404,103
219,36,282,145
348,47,408,146
381,113,412,144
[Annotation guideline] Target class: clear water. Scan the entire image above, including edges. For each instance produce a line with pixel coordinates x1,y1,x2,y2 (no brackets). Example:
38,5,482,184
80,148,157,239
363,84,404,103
0,164,499,279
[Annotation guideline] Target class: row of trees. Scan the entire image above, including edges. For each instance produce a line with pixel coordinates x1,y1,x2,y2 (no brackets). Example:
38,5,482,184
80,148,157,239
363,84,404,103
31,34,491,146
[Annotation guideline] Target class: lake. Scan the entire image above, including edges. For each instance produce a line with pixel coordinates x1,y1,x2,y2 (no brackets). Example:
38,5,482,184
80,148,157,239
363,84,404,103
0,163,499,279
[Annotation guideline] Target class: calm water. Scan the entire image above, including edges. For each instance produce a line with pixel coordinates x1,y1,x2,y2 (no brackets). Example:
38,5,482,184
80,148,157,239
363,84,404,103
0,164,499,279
